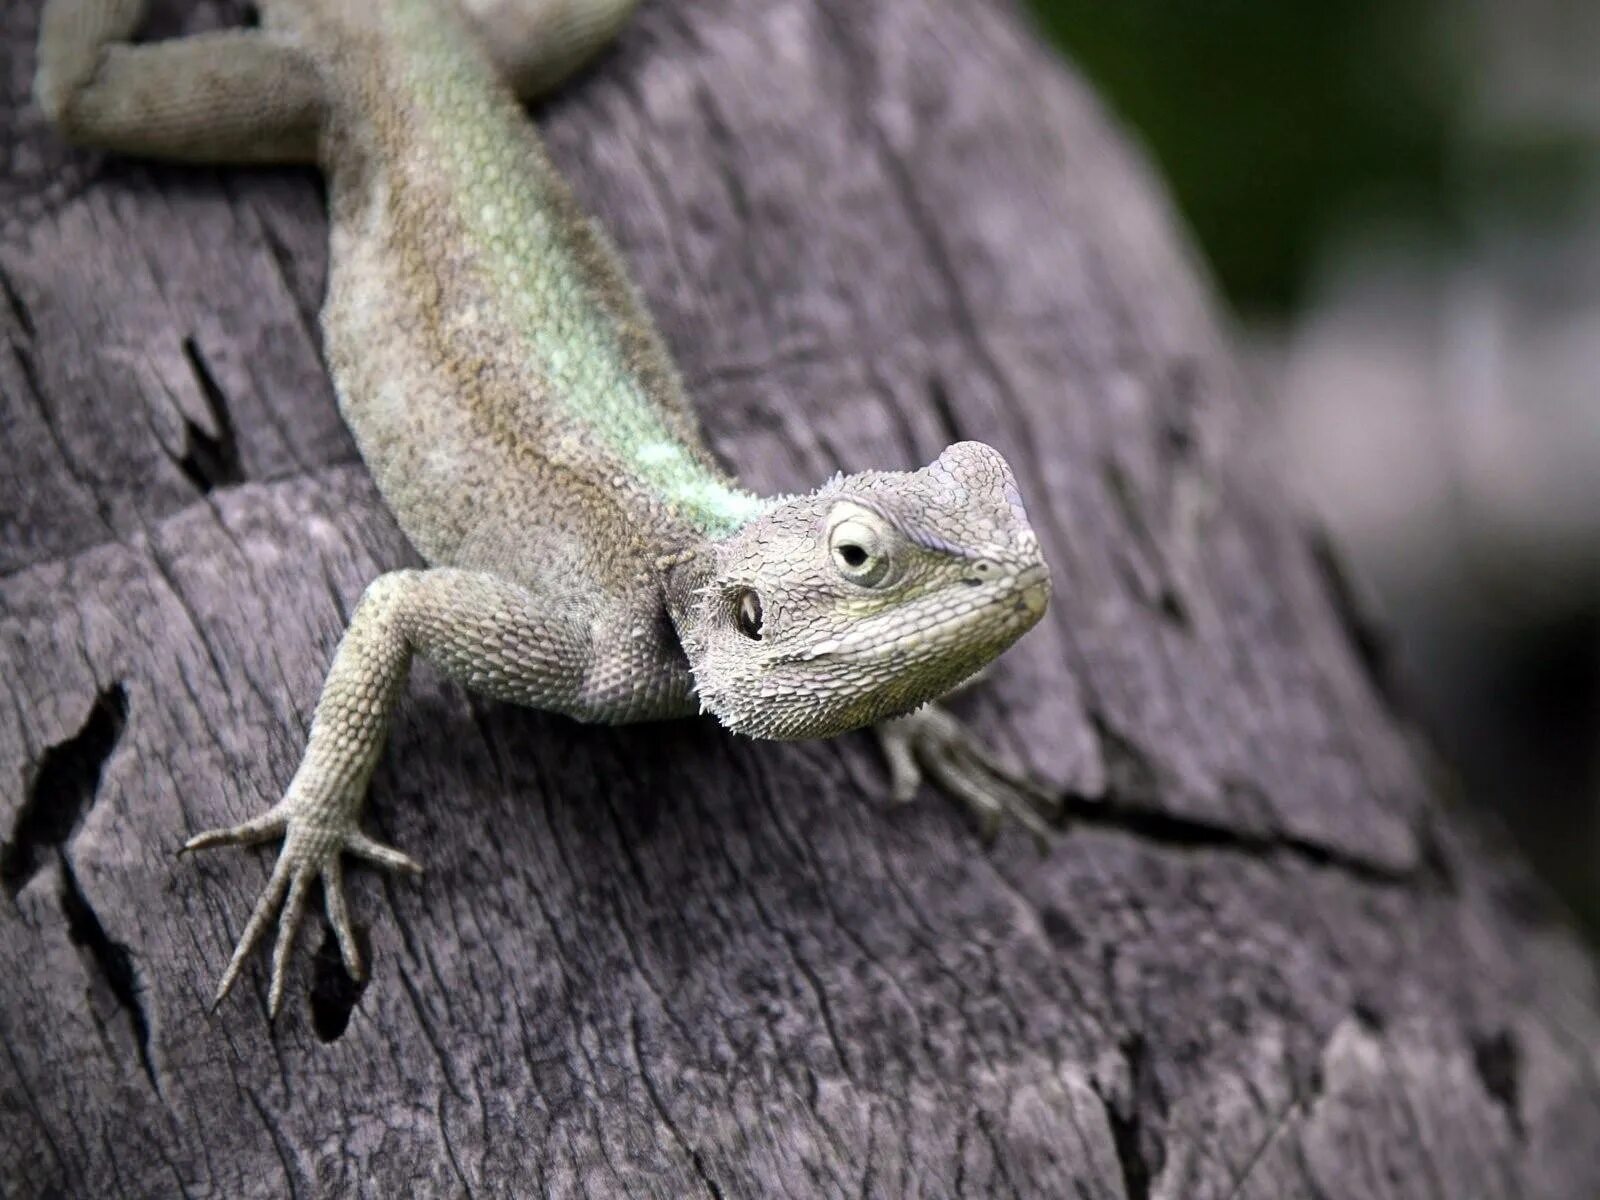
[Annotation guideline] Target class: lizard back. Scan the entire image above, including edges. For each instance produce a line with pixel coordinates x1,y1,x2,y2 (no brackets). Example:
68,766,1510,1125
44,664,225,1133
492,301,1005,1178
305,0,762,582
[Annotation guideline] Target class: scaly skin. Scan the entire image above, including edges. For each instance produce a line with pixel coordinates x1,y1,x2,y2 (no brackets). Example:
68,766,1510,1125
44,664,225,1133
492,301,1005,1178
36,0,1055,1018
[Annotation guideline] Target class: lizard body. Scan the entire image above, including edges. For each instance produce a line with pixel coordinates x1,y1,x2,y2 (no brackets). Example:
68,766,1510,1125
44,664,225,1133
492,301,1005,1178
35,0,1055,1017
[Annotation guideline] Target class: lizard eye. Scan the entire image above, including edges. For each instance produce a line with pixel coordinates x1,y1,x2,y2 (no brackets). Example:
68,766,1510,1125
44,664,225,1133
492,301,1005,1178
734,589,764,639
829,517,891,587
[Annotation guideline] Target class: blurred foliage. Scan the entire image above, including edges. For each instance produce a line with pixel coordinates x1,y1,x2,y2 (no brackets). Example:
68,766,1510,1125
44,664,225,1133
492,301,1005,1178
1025,0,1465,312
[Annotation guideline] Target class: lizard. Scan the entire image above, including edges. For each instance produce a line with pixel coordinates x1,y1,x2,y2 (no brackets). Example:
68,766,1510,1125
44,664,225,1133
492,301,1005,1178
33,0,1055,1018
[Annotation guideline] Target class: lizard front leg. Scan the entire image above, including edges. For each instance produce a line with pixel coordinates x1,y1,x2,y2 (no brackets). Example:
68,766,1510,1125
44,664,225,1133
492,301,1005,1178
184,567,603,1017
876,701,1060,848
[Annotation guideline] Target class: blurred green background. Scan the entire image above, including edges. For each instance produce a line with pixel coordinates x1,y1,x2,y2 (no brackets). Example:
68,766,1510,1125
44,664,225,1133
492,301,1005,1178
1031,0,1461,313
1027,0,1600,937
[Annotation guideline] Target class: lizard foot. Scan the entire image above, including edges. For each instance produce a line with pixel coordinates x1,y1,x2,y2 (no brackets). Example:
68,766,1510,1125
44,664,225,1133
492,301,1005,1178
181,805,421,1018
875,703,1060,848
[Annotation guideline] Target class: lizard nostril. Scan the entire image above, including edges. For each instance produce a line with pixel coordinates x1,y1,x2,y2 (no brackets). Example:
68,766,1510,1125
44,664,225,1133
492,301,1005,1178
963,560,999,586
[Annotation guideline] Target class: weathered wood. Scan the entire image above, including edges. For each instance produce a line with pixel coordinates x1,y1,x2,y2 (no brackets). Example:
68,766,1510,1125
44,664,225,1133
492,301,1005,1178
3,0,1598,1195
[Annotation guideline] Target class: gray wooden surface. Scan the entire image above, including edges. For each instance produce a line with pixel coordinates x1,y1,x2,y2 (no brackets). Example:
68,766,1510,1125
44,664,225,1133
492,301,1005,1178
3,0,1599,1196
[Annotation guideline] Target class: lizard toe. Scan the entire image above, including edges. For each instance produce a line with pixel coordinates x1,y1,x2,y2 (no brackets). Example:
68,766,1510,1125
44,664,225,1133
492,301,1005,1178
211,852,293,1011
322,859,366,982
267,871,315,1019
875,702,1058,848
346,830,423,875
181,804,290,855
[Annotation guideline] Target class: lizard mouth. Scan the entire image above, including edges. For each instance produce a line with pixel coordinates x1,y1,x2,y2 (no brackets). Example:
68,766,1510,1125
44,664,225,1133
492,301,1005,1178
696,561,1050,741
775,562,1050,668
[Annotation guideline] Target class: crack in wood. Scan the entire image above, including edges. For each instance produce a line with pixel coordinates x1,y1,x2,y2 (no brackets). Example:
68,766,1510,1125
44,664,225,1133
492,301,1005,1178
1059,789,1415,886
630,1011,726,1200
923,373,965,451
1101,456,1193,632
0,682,160,1094
57,855,161,1098
1307,527,1402,713
1092,1034,1165,1200
1075,708,1415,883
175,337,246,494
1471,1028,1525,1141
0,262,37,339
3,683,128,898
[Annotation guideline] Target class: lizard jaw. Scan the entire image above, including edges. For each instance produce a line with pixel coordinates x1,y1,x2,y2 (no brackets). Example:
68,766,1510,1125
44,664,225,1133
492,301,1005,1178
775,562,1050,668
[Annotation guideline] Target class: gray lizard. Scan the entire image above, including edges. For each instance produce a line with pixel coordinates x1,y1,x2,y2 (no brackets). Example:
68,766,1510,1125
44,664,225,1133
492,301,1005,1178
34,0,1054,1017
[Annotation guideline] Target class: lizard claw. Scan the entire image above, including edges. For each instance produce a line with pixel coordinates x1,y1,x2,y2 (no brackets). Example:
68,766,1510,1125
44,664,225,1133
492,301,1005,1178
874,703,1059,849
185,810,419,1017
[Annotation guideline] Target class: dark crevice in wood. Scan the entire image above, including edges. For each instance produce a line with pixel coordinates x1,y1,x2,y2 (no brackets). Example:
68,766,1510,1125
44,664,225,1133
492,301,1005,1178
1471,1028,1525,1141
2,680,153,1088
308,921,369,1043
1155,588,1190,629
1073,711,1413,884
176,337,246,495
3,683,128,898
1060,790,1414,886
631,1011,726,1200
1157,359,1202,467
1087,710,1163,806
924,373,964,448
0,263,36,338
1413,811,1460,895
1093,1034,1164,1200
1101,457,1192,632
1351,999,1387,1033
1307,527,1402,712
56,854,161,1097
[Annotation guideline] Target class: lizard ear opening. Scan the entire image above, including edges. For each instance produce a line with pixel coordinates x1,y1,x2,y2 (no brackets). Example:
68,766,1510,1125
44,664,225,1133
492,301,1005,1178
734,589,764,639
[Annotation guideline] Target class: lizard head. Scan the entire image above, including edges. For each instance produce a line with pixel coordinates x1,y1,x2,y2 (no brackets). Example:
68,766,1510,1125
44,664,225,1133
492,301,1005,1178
678,441,1050,740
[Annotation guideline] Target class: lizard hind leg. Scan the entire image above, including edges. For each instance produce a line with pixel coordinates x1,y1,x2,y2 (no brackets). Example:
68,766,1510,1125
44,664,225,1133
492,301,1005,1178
457,0,641,100
35,0,324,163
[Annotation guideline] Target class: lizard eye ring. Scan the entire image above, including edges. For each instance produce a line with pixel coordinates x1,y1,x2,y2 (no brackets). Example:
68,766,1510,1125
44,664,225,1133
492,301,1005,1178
734,589,764,639
829,516,892,587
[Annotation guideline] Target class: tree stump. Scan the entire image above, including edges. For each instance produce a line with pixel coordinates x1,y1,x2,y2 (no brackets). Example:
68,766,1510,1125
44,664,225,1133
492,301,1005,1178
3,0,1598,1195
